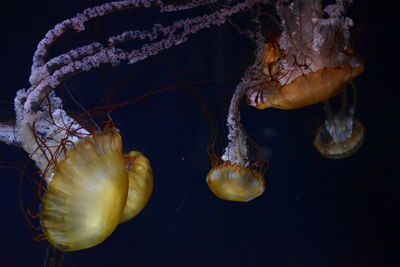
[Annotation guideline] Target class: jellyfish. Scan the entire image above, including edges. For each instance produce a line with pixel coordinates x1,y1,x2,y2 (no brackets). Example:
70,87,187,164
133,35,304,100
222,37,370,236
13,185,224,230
206,81,267,202
121,151,153,222
207,32,267,202
313,84,365,159
39,127,153,251
16,97,155,252
245,0,364,110
0,0,270,253
0,0,367,262
40,127,130,251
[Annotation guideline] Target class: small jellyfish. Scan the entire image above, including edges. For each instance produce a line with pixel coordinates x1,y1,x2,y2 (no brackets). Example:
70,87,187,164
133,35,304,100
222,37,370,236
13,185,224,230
206,76,266,202
246,0,364,110
207,161,265,202
313,85,365,159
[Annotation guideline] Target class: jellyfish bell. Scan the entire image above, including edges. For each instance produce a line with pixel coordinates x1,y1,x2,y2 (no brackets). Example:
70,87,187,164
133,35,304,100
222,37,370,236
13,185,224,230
247,44,364,110
313,116,365,159
206,161,265,202
205,114,267,202
39,126,154,251
246,0,365,110
40,127,129,251
120,151,153,223
312,75,365,159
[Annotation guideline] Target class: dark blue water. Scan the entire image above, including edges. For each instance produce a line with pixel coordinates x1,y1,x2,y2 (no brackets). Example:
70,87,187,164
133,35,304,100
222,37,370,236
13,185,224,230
0,1,397,266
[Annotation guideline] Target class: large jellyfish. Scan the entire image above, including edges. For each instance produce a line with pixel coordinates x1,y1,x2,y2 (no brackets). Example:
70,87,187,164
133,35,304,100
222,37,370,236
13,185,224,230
38,126,153,251
242,0,366,159
246,0,364,110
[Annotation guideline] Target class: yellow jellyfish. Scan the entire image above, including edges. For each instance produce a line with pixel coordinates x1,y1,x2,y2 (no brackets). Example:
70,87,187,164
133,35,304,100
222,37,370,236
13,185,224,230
40,128,153,251
206,161,265,202
246,0,364,110
205,78,267,202
120,151,153,223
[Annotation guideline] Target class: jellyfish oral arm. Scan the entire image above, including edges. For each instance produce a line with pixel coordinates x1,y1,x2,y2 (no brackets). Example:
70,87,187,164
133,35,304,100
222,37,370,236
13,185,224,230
30,0,265,91
31,0,226,76
222,81,250,167
0,87,87,168
323,92,355,144
0,0,267,175
0,122,21,146
222,33,266,167
276,0,358,77
14,88,89,182
27,0,266,116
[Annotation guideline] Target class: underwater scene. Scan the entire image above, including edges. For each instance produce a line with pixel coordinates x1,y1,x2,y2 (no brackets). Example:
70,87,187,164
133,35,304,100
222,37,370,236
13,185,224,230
0,1,397,266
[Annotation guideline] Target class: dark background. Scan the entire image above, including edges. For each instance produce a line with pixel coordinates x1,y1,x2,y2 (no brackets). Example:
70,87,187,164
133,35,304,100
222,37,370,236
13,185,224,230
0,1,398,266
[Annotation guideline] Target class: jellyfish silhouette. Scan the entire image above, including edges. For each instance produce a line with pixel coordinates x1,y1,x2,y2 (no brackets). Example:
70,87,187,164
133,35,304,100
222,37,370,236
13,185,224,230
313,84,365,159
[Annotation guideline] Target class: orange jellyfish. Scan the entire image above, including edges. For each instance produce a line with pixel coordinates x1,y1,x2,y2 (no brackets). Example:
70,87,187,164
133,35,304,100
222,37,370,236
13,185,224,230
206,64,267,202
245,0,364,110
207,153,266,202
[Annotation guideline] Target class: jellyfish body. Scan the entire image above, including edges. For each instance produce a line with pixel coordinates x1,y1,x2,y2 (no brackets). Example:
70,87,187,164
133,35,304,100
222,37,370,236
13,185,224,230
314,117,365,159
313,79,365,159
120,151,153,223
40,128,128,251
207,162,265,202
40,128,153,251
206,76,266,202
246,0,364,110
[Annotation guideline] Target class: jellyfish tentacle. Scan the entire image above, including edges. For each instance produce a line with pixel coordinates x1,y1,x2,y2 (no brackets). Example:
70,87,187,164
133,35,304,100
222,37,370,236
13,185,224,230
223,27,266,166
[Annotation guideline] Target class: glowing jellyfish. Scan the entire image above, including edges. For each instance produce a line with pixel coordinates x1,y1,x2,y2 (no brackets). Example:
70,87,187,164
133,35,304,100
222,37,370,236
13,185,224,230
207,162,266,202
207,37,267,202
41,128,129,251
246,0,364,110
121,151,153,223
39,127,153,251
313,86,365,159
